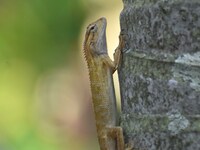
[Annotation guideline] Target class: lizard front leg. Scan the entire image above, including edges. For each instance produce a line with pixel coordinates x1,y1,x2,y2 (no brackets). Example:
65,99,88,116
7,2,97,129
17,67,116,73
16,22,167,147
101,46,122,73
101,35,123,72
101,55,117,73
113,35,124,70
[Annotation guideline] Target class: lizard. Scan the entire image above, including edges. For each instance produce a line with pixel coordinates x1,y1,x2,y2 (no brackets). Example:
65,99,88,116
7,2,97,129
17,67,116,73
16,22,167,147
83,17,129,150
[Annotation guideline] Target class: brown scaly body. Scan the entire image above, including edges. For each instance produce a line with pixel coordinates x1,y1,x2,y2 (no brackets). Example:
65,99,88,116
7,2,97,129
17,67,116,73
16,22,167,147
83,17,128,150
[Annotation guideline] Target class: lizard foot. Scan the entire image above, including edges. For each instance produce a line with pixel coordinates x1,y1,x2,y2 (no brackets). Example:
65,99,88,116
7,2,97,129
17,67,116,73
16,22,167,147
125,142,134,150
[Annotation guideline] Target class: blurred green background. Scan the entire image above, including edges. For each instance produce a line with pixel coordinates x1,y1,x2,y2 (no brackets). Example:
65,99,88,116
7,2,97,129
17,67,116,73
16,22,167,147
0,0,122,149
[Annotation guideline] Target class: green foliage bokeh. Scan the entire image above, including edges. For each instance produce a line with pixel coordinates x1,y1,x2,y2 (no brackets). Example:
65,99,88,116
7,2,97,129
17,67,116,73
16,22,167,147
0,0,86,70
0,0,88,149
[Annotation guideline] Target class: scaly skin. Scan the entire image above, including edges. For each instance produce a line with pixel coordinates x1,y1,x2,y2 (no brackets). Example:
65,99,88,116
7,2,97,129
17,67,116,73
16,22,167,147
83,17,127,150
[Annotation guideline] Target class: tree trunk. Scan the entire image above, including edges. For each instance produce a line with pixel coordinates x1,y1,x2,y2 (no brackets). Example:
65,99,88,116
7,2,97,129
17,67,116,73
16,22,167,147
118,0,200,149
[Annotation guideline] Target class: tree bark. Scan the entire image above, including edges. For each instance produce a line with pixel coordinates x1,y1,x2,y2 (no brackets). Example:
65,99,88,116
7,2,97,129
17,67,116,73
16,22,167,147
118,0,200,149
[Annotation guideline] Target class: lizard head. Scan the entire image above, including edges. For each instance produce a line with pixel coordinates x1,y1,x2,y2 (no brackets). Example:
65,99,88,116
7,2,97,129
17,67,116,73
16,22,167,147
84,17,108,58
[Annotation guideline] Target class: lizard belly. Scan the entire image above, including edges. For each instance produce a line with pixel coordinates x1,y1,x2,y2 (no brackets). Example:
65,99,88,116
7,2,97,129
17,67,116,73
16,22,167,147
89,64,117,130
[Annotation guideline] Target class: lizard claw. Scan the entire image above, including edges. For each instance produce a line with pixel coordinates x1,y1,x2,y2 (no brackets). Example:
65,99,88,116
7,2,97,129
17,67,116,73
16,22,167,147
125,143,134,150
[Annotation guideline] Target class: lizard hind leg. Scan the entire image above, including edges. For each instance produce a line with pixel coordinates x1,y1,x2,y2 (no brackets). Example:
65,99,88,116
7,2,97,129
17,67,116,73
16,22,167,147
107,127,125,150
98,135,117,150
125,143,134,150
98,135,109,150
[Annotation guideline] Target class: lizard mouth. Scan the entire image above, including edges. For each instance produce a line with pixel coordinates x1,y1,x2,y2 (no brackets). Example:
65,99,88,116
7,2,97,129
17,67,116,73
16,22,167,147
99,17,107,23
98,17,107,30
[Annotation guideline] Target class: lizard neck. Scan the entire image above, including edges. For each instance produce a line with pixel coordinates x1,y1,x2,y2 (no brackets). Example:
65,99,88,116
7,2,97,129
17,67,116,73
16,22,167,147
83,45,93,66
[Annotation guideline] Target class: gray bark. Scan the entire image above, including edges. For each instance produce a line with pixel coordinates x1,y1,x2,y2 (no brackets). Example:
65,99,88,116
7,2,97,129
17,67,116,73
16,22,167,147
118,0,200,149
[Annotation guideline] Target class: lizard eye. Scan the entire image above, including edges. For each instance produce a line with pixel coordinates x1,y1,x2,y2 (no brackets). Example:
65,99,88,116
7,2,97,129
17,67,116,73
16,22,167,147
90,26,95,30
89,25,97,32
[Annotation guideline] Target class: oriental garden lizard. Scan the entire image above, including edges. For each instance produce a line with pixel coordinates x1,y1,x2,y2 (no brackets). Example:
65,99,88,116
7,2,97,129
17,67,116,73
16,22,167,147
83,17,132,150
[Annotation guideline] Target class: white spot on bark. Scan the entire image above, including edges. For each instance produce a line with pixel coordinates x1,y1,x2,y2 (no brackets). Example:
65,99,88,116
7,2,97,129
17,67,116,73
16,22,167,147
168,79,178,90
175,52,200,66
147,77,154,94
190,82,198,90
167,110,190,136
128,91,133,99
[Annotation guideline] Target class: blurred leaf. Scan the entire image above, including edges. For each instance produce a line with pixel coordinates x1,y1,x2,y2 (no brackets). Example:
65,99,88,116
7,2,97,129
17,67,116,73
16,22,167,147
0,0,87,70
0,0,91,149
